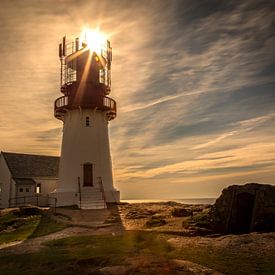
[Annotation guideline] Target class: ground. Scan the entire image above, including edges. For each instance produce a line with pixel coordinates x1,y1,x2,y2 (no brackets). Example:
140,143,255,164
0,203,274,274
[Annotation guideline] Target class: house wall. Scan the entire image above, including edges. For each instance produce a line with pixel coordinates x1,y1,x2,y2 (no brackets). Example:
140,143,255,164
16,184,35,197
0,154,12,208
33,178,57,195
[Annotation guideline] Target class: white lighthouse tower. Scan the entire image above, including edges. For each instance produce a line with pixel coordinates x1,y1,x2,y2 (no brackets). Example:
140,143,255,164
53,31,120,209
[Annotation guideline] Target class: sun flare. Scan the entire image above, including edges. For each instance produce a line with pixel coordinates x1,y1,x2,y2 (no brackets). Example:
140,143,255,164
80,28,107,54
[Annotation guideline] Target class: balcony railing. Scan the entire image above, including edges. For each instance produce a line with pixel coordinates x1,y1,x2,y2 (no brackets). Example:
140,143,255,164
54,95,116,120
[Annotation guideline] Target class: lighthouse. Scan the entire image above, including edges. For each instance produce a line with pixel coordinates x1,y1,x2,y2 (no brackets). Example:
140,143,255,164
53,31,120,209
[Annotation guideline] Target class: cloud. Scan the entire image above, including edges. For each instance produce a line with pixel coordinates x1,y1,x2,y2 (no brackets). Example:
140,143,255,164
0,0,274,197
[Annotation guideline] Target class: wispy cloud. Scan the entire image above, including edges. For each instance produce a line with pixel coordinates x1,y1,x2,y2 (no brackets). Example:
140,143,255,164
0,0,274,197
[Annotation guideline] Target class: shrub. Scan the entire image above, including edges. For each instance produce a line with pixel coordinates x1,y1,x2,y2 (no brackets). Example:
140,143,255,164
182,211,212,229
171,208,192,217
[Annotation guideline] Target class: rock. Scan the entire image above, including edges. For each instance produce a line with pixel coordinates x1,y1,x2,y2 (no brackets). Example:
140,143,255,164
99,265,129,274
172,259,223,274
211,183,275,234
187,226,214,236
182,210,212,231
125,209,155,219
171,207,192,217
145,218,167,228
19,206,43,216
152,213,166,219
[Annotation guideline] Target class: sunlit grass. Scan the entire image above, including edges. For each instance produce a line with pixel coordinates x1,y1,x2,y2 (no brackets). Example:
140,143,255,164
0,231,274,274
172,245,275,275
0,232,173,275
0,215,40,244
0,211,68,245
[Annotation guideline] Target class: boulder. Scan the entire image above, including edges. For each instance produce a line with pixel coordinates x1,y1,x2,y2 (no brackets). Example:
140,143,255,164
125,209,155,219
171,207,192,217
145,217,167,228
211,183,275,234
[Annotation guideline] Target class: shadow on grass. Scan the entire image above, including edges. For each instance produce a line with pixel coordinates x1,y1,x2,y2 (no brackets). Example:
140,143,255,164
29,212,69,238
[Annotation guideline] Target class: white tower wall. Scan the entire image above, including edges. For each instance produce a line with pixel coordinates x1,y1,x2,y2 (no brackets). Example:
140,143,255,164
53,108,119,206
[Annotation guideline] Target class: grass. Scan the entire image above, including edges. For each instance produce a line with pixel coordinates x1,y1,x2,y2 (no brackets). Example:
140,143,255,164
182,211,212,229
0,215,40,244
0,210,68,245
0,232,173,274
30,214,69,238
171,244,275,275
0,208,274,274
0,229,274,274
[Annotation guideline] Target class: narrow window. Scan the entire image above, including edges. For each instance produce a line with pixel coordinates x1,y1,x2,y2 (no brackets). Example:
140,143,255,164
83,163,93,186
19,188,23,192
85,116,90,126
99,69,105,84
36,183,41,194
0,183,2,192
26,188,30,192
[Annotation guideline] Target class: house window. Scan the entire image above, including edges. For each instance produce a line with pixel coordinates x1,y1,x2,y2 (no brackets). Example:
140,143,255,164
19,188,23,192
85,116,90,126
83,163,93,186
26,188,30,192
36,183,41,194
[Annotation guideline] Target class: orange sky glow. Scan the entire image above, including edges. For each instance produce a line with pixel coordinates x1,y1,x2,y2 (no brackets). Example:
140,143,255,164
0,0,274,199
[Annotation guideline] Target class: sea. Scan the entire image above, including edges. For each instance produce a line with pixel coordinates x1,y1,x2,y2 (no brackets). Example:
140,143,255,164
121,198,217,205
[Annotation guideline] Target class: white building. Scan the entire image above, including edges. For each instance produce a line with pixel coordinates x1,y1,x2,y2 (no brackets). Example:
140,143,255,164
0,32,120,210
52,35,120,209
0,152,59,208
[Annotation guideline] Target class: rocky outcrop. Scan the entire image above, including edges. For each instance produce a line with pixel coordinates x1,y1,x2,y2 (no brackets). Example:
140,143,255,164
211,183,275,234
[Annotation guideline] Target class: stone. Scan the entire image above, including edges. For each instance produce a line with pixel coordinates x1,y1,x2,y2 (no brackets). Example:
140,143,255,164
171,207,193,217
145,217,167,228
125,209,155,219
211,183,275,234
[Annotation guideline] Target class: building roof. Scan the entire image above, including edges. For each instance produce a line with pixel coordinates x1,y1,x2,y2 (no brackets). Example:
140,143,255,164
1,152,59,178
13,178,36,185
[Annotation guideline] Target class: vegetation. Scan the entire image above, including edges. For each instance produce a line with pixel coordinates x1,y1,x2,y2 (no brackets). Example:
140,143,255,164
0,208,68,244
30,214,68,238
0,232,173,274
0,230,273,274
0,205,274,274
182,211,212,229
171,244,275,275
0,213,40,244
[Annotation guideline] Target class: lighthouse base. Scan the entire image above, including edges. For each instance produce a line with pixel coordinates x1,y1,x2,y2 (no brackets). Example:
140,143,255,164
51,190,78,207
51,188,120,209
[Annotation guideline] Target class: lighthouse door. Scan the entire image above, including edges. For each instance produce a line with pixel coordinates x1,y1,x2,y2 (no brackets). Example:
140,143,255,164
83,163,93,186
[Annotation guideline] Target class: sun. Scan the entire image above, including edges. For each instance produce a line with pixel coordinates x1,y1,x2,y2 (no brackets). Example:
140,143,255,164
80,28,107,54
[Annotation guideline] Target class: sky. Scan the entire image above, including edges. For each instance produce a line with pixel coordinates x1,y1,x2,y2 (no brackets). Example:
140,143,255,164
0,0,274,199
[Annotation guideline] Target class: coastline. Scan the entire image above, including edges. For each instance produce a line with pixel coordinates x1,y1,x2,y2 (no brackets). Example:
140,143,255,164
121,198,217,205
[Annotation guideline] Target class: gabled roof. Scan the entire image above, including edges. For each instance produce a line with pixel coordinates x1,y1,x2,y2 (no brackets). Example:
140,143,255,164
13,178,36,185
1,152,59,178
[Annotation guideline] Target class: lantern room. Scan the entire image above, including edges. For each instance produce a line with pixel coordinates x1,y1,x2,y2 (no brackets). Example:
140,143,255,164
54,32,116,121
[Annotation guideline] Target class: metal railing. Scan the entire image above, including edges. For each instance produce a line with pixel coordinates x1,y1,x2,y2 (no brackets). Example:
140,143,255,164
54,95,116,120
78,177,82,209
9,195,57,211
98,177,107,209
